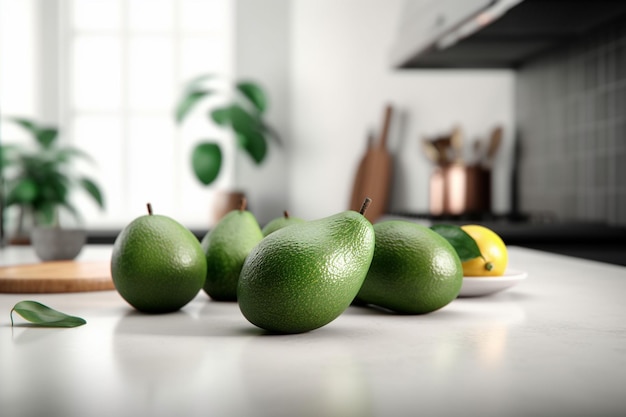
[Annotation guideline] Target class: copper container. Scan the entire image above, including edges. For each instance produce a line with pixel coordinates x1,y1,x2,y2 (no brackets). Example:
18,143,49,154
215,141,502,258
429,167,445,216
464,166,491,213
429,164,491,216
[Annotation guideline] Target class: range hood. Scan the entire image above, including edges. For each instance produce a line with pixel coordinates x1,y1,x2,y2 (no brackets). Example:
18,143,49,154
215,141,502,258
391,0,626,69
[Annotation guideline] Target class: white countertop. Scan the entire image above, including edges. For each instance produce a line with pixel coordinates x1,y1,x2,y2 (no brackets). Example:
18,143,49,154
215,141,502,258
1,245,625,417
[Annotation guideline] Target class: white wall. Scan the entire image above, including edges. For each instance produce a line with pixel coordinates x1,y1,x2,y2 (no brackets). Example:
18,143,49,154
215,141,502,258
233,0,290,226
288,0,515,221
2,0,516,229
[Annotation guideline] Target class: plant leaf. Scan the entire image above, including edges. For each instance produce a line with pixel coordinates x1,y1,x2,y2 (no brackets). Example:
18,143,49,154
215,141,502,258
210,107,231,126
183,73,214,92
35,202,57,226
8,118,58,148
36,128,59,148
6,178,38,205
229,104,259,132
78,177,105,209
37,171,70,205
191,142,222,185
236,131,267,164
175,89,213,124
55,146,95,164
11,301,86,328
8,117,39,136
0,144,22,168
225,105,267,164
259,121,283,146
430,224,483,262
236,81,267,114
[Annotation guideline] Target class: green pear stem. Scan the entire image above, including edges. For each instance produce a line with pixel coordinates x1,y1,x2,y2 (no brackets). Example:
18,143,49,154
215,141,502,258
283,210,290,219
146,203,153,216
359,197,372,216
239,197,247,211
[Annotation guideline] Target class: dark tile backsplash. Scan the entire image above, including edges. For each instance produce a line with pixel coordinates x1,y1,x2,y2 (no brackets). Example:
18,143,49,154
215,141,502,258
516,15,626,226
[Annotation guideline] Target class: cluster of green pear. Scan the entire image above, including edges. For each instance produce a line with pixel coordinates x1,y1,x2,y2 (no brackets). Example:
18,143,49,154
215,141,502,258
110,199,463,334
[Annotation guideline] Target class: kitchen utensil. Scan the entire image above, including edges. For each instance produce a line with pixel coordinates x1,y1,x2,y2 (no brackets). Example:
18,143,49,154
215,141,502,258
421,137,440,164
349,132,374,211
483,125,503,168
432,136,451,165
449,125,463,162
350,104,394,222
0,260,114,293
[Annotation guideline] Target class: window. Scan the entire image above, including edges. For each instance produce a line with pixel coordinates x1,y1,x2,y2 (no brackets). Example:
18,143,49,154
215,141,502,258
2,0,235,229
68,0,236,229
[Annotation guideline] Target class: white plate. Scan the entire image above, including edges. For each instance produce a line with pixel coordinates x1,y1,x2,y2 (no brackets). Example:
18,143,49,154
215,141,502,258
458,269,528,297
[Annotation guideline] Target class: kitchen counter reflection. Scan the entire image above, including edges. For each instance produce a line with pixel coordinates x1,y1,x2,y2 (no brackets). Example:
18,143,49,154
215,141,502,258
1,246,625,417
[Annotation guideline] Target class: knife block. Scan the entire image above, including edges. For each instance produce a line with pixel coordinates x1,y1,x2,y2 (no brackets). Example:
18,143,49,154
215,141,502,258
429,164,491,216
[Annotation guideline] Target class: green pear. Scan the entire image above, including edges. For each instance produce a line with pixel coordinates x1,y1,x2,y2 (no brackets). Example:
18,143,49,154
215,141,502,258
111,203,207,313
261,210,305,237
356,220,463,314
201,198,263,301
237,198,375,334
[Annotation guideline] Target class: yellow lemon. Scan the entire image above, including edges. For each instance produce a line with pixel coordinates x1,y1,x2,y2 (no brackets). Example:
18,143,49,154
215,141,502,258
461,225,508,276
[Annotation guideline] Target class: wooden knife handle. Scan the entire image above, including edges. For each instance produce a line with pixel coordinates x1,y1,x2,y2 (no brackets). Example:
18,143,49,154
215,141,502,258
379,104,393,149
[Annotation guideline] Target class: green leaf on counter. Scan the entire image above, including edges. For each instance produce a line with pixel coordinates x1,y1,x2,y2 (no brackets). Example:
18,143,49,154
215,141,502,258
430,224,483,262
10,300,86,328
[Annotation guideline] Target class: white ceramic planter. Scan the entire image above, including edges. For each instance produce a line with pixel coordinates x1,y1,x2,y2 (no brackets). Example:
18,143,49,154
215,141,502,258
31,227,87,261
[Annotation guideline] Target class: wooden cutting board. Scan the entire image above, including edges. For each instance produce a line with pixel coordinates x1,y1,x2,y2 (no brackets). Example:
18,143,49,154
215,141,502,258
0,260,114,293
349,132,374,212
350,104,394,222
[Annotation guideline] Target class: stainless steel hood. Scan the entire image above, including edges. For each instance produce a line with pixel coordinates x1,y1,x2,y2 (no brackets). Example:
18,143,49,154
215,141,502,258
391,0,626,69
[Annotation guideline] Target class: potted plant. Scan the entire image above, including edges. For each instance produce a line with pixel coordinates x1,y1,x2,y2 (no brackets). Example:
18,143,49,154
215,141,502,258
1,117,105,260
174,74,281,221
